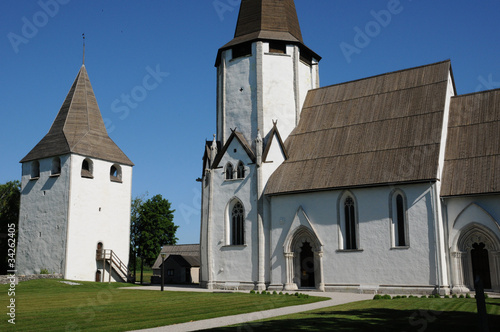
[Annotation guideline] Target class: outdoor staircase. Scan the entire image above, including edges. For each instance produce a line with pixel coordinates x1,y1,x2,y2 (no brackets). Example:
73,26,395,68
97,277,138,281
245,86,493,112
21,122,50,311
96,249,135,283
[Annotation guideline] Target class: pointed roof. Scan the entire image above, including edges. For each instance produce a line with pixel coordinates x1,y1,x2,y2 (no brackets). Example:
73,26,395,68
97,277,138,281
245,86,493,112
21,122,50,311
212,130,256,168
216,0,320,66
21,65,133,166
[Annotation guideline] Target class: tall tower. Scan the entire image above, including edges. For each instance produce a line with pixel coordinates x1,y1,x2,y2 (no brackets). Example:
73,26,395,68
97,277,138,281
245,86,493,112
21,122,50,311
17,65,134,282
215,0,321,146
200,0,320,290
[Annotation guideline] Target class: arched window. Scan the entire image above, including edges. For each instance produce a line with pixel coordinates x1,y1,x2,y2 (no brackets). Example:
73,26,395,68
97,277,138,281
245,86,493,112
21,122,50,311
51,157,61,176
31,160,40,179
231,202,245,245
237,161,245,179
110,164,122,182
390,190,409,248
225,162,234,180
344,196,357,250
81,158,93,178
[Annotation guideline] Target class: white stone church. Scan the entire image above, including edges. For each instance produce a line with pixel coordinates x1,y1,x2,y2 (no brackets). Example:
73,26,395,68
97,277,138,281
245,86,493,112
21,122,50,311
200,0,500,294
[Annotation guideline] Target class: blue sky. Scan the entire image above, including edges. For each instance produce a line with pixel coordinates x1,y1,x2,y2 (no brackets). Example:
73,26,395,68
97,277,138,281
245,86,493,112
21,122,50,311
1,0,499,245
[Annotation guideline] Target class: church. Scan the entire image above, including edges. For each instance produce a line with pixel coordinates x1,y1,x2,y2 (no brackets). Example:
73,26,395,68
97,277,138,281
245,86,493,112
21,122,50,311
199,0,500,294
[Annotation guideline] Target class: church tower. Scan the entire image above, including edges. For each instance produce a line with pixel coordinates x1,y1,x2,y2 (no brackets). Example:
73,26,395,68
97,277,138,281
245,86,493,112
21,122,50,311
17,64,134,282
200,0,320,290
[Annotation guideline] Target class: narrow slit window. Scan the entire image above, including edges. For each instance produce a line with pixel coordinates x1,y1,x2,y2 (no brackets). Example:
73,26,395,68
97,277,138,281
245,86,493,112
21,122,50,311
231,202,245,245
31,160,40,179
344,197,357,250
51,157,61,176
225,163,234,180
237,161,245,179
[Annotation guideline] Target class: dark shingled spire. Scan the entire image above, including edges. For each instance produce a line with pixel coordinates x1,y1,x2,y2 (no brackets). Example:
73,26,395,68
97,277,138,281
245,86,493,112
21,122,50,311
21,65,133,166
216,0,320,65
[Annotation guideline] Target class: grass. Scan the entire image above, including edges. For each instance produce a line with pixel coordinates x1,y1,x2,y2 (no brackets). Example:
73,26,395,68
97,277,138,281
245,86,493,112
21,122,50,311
0,279,326,331
134,265,153,284
210,296,500,331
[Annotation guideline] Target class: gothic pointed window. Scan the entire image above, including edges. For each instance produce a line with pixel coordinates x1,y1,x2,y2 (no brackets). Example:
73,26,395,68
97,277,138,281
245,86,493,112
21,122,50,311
237,161,245,179
81,158,93,178
390,190,409,248
344,196,357,250
31,160,40,179
225,162,234,180
231,201,245,245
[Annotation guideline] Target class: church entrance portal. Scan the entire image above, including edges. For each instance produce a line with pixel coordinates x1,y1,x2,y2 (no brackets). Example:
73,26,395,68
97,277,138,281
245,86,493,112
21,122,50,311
471,242,492,289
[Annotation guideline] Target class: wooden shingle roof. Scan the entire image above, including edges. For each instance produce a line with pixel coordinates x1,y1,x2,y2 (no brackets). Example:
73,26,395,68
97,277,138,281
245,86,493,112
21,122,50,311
441,89,500,196
266,61,452,195
152,244,200,269
216,0,320,65
20,65,133,166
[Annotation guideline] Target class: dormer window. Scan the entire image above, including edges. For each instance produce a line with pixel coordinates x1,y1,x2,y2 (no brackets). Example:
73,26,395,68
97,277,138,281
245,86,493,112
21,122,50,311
81,158,93,178
51,157,61,176
232,42,252,59
269,41,287,54
31,161,40,179
225,162,234,180
237,161,245,179
110,164,122,183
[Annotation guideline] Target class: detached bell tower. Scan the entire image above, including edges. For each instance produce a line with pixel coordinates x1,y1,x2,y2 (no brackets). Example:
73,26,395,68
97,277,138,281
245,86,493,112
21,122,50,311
215,0,321,146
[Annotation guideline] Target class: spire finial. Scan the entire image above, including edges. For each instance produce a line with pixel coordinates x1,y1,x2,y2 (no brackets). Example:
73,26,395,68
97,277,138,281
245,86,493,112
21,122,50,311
82,33,85,65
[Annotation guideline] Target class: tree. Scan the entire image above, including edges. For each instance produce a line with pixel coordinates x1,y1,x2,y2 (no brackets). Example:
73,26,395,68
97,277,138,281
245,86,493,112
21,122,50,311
136,194,178,284
0,181,21,274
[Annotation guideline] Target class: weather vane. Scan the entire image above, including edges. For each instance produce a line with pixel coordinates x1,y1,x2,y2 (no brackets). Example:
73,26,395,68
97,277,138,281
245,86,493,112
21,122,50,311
82,33,85,65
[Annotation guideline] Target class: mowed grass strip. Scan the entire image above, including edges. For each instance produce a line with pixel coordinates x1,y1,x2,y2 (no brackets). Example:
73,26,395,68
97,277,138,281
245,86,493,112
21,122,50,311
0,279,327,331
211,297,500,331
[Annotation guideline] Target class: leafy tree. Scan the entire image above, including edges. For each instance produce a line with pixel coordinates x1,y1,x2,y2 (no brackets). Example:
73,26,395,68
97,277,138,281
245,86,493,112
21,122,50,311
129,193,148,280
0,181,21,274
136,194,177,284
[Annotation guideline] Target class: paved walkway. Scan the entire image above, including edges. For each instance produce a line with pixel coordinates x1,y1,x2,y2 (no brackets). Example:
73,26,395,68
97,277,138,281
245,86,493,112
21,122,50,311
124,285,372,332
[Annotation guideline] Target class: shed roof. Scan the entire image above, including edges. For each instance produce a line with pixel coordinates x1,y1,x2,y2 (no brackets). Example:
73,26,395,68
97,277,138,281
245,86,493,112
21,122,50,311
266,60,452,195
441,88,500,196
152,244,200,269
20,65,133,166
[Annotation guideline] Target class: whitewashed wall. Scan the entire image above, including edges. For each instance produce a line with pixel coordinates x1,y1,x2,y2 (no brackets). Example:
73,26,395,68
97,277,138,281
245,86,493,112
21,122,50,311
269,183,448,293
17,155,71,275
65,155,132,281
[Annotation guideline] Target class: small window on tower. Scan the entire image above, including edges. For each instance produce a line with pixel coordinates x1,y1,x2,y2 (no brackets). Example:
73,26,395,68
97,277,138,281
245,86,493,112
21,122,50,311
51,157,61,176
232,42,252,59
110,164,122,183
269,41,287,54
81,158,93,178
31,160,40,179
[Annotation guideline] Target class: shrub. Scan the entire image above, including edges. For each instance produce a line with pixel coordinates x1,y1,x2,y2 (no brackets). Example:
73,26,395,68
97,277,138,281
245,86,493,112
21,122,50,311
393,295,401,299
273,291,277,295
382,294,391,300
373,294,382,300
279,291,283,295
261,291,267,295
40,268,49,274
444,295,450,298
466,293,471,299
459,294,465,298
250,290,255,294
421,295,427,298
401,295,407,299
452,294,457,298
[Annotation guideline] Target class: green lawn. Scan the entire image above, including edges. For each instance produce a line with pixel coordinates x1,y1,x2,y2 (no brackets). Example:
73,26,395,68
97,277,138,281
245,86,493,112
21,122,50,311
0,279,326,331
210,296,500,331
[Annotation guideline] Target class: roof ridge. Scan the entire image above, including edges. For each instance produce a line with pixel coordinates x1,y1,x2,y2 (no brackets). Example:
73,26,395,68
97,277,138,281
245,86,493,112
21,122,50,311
309,60,451,93
452,86,500,98
303,79,448,110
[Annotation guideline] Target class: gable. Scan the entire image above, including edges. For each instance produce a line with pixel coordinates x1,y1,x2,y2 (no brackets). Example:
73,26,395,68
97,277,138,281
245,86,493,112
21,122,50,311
212,131,256,168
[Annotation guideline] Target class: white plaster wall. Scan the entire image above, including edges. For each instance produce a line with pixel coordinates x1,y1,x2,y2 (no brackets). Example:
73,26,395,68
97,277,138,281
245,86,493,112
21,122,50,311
221,48,257,145
262,45,295,141
298,58,314,113
65,155,132,281
17,155,71,275
262,133,286,184
269,184,444,289
208,139,258,283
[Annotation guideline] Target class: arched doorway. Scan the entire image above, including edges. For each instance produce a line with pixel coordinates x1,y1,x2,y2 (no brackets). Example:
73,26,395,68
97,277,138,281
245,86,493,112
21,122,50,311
95,270,102,282
454,224,500,292
284,225,324,291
